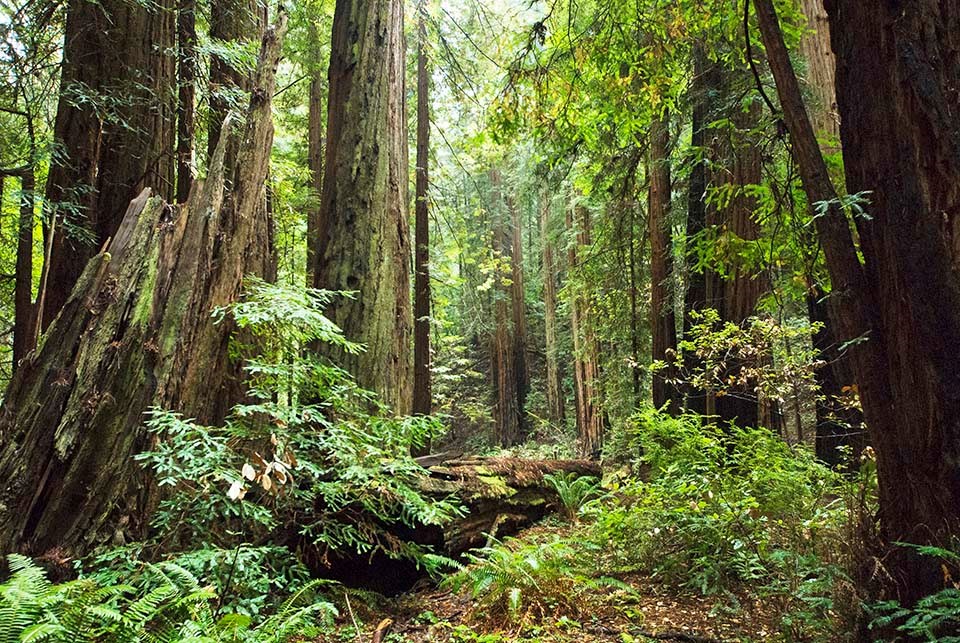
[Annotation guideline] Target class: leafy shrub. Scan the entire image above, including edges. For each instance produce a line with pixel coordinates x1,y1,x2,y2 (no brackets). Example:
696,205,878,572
595,406,856,639
135,278,463,563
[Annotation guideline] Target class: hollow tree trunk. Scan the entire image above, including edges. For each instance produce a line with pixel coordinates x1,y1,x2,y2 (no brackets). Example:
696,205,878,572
413,0,432,418
756,0,960,602
540,193,564,425
40,0,176,331
0,18,286,563
568,204,604,458
648,115,679,414
312,0,412,415
176,0,197,203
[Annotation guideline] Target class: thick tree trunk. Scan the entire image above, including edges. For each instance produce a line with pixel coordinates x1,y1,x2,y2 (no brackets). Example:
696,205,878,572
313,0,412,415
208,0,263,181
13,171,35,371
568,204,604,458
540,194,564,425
176,0,197,203
648,115,679,413
797,0,838,143
41,0,176,330
0,19,285,562
413,2,432,418
756,0,960,602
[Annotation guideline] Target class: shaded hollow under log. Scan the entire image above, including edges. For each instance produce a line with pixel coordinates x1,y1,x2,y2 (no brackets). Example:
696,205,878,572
315,456,602,595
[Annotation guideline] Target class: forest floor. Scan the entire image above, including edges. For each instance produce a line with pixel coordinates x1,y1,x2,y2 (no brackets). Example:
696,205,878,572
303,523,780,643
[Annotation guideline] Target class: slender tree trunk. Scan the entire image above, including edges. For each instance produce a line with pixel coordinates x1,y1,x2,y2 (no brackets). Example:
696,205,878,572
568,203,604,458
628,200,642,406
41,0,177,329
756,0,960,602
313,0,412,414
0,18,285,562
413,1,432,418
305,18,324,287
13,171,35,370
490,170,520,446
541,193,564,425
794,0,865,464
176,0,197,203
507,193,529,433
684,45,710,416
648,115,679,413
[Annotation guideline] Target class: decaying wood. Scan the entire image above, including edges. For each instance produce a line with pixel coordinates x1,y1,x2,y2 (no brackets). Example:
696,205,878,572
0,15,287,562
417,456,602,554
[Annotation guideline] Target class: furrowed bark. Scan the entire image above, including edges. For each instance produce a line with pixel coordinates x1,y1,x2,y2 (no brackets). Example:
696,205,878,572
413,0,432,419
313,0,412,415
0,17,287,563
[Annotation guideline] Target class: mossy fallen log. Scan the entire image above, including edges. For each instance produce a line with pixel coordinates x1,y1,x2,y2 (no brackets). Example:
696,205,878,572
417,456,602,554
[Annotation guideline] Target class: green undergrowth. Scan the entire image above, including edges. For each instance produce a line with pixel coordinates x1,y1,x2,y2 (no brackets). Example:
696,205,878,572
441,406,876,641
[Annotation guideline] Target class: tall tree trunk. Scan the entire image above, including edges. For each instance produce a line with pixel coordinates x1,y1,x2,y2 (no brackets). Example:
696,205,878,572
13,171,35,370
305,19,324,287
208,0,262,180
568,203,604,458
755,0,960,602
490,170,521,446
541,194,564,425
40,0,177,330
413,0,432,418
313,0,412,414
794,0,864,464
176,0,197,203
648,115,679,413
0,18,285,562
683,45,710,415
507,193,529,432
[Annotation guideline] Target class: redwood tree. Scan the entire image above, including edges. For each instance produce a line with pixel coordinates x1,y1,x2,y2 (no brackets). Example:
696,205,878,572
413,0,432,418
755,0,960,601
41,0,176,329
312,0,412,414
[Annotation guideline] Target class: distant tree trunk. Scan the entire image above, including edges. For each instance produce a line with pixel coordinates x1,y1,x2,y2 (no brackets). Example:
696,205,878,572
507,193,529,430
176,0,197,203
628,200,642,406
304,16,324,286
40,0,177,330
568,204,604,458
797,0,838,143
0,19,285,562
13,171,35,370
541,194,564,425
313,0,412,414
648,115,679,413
683,45,709,415
490,170,521,446
208,0,262,180
413,0,432,419
756,0,960,602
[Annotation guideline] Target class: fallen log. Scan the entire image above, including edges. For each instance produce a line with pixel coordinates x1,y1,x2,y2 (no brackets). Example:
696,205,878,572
418,456,603,554
318,455,602,594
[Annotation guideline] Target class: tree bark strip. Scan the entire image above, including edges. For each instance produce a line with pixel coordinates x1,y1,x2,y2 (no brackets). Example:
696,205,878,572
413,0,432,418
540,193,564,425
